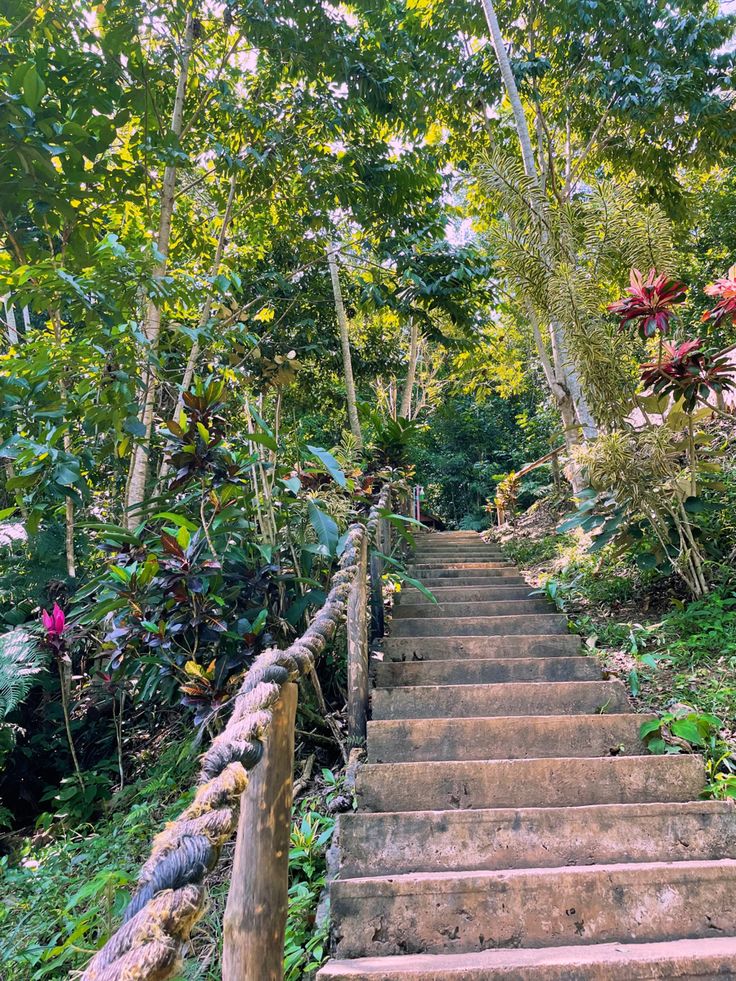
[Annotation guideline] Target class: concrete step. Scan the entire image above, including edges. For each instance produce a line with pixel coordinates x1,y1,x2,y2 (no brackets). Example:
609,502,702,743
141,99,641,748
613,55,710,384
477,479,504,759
399,586,535,603
366,713,652,763
414,568,525,580
330,860,736,958
380,635,582,661
336,801,736,877
356,755,706,812
418,576,528,588
374,656,599,688
414,549,506,558
392,600,552,619
372,680,630,720
409,559,518,573
318,937,736,979
391,613,568,637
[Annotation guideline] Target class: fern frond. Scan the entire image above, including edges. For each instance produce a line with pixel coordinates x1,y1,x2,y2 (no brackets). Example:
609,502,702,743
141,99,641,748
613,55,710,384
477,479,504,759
0,630,47,718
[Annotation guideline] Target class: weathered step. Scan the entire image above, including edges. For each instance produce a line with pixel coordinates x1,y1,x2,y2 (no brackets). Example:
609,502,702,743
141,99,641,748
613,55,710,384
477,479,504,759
399,586,534,603
366,713,652,763
318,936,736,979
372,680,629,720
391,613,567,637
418,576,528,588
413,549,506,558
415,568,524,580
374,656,599,688
380,635,582,661
330,860,736,958
392,600,552,619
337,801,736,877
410,561,514,570
357,754,706,812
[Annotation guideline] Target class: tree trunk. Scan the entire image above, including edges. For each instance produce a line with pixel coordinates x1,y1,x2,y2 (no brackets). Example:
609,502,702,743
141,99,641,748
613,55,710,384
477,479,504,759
124,12,196,527
478,0,538,181
478,0,598,442
399,317,420,418
327,246,363,448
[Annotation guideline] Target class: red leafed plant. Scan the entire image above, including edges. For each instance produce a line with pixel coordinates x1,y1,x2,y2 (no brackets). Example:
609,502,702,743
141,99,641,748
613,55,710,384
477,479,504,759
608,268,687,338
702,264,736,326
640,339,735,410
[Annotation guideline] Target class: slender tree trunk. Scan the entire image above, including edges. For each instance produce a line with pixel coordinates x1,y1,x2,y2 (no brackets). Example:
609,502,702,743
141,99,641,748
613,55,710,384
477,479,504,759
399,317,420,419
478,0,537,180
327,246,363,448
3,299,18,345
478,0,598,442
125,12,196,527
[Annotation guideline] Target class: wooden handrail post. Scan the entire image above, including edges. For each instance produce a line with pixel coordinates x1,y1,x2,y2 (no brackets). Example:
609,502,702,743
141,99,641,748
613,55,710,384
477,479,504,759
222,682,297,981
347,533,369,746
369,550,385,641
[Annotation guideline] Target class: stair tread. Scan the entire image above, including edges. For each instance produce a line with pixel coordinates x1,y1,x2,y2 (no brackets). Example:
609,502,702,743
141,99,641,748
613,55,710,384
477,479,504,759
357,754,706,811
318,937,736,978
334,857,736,892
337,800,736,876
371,680,630,719
367,713,651,762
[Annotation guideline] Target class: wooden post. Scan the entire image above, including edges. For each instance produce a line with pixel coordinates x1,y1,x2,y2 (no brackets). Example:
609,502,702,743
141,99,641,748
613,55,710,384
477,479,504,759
347,534,369,746
222,682,297,981
369,550,385,641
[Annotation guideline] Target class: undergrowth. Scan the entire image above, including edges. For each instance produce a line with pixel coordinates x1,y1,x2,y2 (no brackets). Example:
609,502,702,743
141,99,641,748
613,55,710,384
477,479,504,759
1,741,336,980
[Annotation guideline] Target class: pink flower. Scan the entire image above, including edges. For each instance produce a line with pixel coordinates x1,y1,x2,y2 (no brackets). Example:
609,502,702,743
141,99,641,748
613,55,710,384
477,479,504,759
42,602,66,637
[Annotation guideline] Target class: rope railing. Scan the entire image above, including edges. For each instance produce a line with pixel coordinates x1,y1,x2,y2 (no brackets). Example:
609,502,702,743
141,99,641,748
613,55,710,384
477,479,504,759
80,482,393,981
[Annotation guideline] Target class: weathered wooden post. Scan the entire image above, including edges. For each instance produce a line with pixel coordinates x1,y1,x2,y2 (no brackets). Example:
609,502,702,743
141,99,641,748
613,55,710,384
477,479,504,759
346,533,369,745
369,549,385,641
222,682,297,981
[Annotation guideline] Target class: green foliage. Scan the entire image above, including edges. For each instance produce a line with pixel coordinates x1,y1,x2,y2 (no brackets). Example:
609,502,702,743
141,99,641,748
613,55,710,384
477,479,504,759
1,741,198,979
284,796,337,980
501,533,574,568
640,709,723,757
362,410,427,468
1,742,339,981
0,629,45,719
409,393,558,527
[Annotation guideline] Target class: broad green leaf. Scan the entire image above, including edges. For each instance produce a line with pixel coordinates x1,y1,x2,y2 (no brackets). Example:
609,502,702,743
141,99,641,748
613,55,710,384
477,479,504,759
306,445,347,487
22,65,45,110
307,500,338,554
249,431,278,452
670,718,705,746
152,512,198,531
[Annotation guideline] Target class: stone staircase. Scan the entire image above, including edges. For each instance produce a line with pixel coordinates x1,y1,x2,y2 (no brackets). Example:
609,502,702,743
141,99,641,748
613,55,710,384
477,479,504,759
318,531,736,979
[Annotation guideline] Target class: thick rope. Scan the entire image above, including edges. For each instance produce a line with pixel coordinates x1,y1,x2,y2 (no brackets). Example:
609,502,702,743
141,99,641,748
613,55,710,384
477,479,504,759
79,484,392,981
